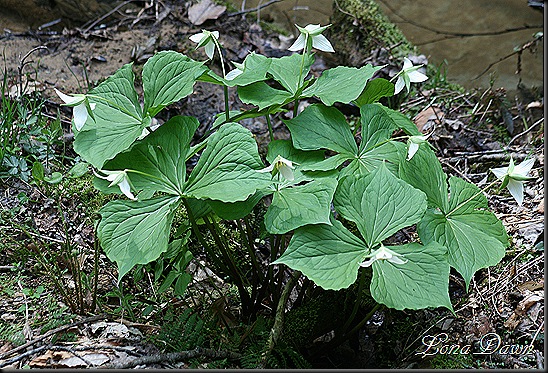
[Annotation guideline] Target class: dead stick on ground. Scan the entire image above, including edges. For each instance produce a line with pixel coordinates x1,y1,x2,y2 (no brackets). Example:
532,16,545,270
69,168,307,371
101,347,242,369
0,314,108,361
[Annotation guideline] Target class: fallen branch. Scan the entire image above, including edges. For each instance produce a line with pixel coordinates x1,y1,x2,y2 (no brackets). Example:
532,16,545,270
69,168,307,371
101,347,242,369
227,0,281,17
0,314,108,362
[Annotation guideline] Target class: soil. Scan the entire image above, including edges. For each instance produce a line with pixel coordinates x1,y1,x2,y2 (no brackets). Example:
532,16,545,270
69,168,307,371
0,0,544,369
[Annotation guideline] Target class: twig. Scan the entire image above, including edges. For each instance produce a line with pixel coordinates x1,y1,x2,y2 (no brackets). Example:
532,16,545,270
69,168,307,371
227,0,281,17
82,0,137,33
507,117,544,146
101,347,242,369
0,345,49,368
0,314,108,361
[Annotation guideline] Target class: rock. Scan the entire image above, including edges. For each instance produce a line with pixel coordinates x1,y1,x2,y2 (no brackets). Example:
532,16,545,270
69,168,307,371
327,0,415,67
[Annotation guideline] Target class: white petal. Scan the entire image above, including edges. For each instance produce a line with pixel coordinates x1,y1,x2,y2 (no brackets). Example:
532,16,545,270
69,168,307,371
402,57,413,70
54,88,82,105
312,34,335,53
279,165,295,181
118,179,136,200
407,142,419,161
72,103,88,131
288,34,306,51
359,257,376,267
491,166,509,180
394,76,405,94
506,179,524,206
211,31,219,39
89,103,96,110
189,33,204,43
205,42,215,59
408,70,428,83
304,24,321,33
513,158,535,176
257,164,275,173
388,256,408,265
225,68,243,81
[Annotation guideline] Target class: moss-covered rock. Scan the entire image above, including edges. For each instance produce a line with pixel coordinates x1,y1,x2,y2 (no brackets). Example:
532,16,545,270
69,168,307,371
328,0,415,66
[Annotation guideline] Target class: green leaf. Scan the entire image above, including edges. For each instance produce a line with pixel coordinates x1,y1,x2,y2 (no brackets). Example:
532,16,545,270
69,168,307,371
378,105,421,136
74,64,147,168
44,171,63,184
334,163,427,246
104,116,199,195
67,162,89,178
274,218,366,290
31,162,44,181
142,51,206,116
268,53,314,95
208,191,266,220
343,140,405,177
302,64,383,106
185,123,271,202
264,178,338,234
237,82,293,110
223,53,272,87
399,144,448,209
266,139,326,182
185,198,213,220
418,177,508,288
359,104,398,152
285,104,357,155
97,195,180,282
370,242,453,311
300,153,349,172
354,78,394,106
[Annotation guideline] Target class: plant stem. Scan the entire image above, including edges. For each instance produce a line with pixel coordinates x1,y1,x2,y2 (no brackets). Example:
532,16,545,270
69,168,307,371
293,35,310,117
213,38,230,122
265,114,274,141
341,269,367,334
259,270,301,368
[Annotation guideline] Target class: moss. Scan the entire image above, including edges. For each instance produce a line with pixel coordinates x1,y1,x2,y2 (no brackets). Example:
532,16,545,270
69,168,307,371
328,0,415,66
429,353,476,369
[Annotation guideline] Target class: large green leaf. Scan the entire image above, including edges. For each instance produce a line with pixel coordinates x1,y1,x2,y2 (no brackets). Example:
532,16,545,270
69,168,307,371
378,105,421,136
342,139,406,178
418,177,508,288
237,82,293,110
370,242,453,311
359,104,399,152
285,104,357,155
208,191,266,220
334,163,427,247
274,218,367,290
268,53,314,95
399,144,449,209
103,116,199,195
74,64,147,168
142,51,206,116
185,123,271,202
264,178,338,234
97,195,180,282
302,64,382,106
354,78,394,107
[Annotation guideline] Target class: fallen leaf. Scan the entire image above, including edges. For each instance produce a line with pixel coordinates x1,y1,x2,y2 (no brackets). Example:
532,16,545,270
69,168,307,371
58,353,110,367
536,197,544,213
188,0,226,26
517,279,544,292
503,290,544,330
413,106,444,132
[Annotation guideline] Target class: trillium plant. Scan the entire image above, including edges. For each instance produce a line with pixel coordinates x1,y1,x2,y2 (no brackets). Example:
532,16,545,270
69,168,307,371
58,23,532,318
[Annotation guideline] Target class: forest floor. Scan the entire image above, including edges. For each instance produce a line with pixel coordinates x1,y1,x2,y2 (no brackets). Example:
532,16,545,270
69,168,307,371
0,0,544,369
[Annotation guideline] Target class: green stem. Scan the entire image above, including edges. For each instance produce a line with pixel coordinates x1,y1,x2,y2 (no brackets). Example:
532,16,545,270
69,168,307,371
265,114,274,141
213,38,230,122
341,269,367,334
259,270,301,368
293,35,310,117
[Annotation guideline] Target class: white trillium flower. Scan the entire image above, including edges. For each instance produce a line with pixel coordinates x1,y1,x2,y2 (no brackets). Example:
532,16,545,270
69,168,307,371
54,88,96,131
288,24,335,53
393,57,428,95
359,245,408,267
406,134,430,161
189,30,220,60
225,61,245,81
94,169,136,200
258,155,296,181
491,157,535,206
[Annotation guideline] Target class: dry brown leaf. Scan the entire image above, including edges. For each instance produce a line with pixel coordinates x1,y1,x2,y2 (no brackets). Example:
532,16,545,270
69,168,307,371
517,279,544,292
503,290,544,330
188,0,226,26
536,197,544,213
413,106,444,132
